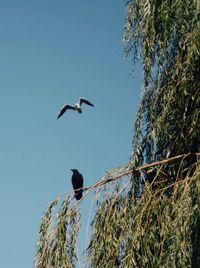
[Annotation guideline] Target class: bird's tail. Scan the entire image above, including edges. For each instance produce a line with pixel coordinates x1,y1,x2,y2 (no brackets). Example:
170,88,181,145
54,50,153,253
74,190,82,200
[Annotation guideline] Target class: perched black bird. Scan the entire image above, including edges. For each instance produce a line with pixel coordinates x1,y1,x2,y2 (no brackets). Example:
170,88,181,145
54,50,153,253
57,97,94,119
71,169,84,200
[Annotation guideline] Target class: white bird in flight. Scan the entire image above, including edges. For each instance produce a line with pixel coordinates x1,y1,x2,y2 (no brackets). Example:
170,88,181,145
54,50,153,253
57,97,94,119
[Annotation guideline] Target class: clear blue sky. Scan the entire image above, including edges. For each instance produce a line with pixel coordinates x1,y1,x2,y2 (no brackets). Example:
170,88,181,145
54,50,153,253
0,1,141,267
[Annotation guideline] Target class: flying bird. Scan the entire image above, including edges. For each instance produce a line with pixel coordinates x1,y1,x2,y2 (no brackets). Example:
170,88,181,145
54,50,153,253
71,169,84,200
57,97,94,119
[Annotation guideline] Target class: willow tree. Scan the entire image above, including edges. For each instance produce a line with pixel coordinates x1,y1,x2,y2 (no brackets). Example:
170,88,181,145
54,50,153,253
35,1,200,267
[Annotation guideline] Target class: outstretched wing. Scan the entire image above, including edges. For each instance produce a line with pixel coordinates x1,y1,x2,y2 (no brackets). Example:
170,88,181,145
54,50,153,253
57,104,76,119
79,98,94,107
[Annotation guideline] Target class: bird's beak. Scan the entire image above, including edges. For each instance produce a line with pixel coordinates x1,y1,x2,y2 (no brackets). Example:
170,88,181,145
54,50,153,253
71,169,74,172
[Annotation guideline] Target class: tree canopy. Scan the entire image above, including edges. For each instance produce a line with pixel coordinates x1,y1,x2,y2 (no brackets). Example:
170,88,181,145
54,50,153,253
35,1,200,267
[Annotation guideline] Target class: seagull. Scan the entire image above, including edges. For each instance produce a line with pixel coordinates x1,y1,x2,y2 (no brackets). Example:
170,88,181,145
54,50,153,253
71,169,84,200
57,97,94,119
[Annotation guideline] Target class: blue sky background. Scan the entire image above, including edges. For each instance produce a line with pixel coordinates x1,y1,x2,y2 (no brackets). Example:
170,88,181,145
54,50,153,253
0,1,142,267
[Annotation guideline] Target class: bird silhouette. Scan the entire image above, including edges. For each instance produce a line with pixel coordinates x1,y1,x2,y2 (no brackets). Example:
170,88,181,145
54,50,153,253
71,169,84,200
57,97,94,119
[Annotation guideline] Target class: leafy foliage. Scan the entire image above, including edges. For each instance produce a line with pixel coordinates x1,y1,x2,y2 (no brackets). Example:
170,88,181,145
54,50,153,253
88,160,200,267
35,196,80,268
124,0,200,168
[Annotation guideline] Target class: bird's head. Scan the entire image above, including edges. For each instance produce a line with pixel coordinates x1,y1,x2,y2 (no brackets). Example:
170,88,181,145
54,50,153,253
71,169,79,174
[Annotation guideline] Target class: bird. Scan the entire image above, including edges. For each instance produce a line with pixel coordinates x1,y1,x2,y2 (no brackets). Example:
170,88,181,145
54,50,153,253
57,97,94,119
71,169,84,200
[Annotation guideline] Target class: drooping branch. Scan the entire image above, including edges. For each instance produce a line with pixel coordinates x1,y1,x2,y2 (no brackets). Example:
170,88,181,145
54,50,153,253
82,153,199,194
57,152,200,208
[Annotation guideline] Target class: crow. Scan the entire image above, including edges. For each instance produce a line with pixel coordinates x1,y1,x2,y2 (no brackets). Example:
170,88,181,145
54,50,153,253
57,97,94,119
71,169,84,200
